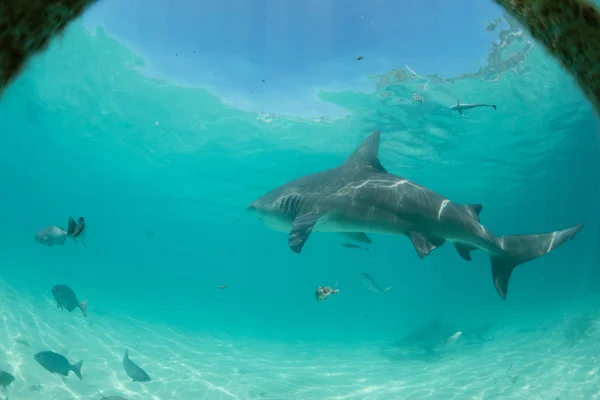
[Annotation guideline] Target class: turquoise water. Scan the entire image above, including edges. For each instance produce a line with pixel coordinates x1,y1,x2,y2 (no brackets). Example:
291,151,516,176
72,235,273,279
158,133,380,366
0,7,599,400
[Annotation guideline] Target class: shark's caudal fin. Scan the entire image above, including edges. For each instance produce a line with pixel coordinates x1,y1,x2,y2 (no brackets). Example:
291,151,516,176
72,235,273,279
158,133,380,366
491,223,584,299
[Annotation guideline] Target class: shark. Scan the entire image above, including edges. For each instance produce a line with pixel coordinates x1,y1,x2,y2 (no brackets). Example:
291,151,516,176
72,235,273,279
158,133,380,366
450,100,497,115
246,131,584,299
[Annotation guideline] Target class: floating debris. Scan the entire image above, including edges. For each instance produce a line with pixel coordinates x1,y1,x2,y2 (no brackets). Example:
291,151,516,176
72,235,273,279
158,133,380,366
315,283,339,302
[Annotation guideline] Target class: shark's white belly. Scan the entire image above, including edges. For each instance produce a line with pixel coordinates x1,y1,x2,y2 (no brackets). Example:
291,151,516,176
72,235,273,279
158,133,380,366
260,213,407,236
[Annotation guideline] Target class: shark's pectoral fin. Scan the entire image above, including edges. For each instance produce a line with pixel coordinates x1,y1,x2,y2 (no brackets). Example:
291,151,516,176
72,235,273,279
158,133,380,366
458,109,463,115
289,210,324,253
340,232,372,244
408,232,445,259
453,242,478,261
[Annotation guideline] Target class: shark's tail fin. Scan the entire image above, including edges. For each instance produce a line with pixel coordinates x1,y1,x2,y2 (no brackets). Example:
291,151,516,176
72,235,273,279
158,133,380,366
491,223,584,299
383,287,393,294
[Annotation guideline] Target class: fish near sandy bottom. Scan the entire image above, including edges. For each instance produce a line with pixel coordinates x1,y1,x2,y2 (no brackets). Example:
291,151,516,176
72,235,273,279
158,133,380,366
0,370,14,387
248,131,584,299
52,284,89,317
34,351,83,380
123,349,151,382
98,391,128,400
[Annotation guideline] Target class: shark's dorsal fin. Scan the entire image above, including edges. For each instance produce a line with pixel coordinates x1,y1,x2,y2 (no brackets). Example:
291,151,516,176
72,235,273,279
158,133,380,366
465,204,483,222
457,100,460,106
341,130,388,173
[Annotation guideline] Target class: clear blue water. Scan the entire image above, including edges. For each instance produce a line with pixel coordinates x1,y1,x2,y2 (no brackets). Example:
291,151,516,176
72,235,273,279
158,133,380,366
0,3,599,400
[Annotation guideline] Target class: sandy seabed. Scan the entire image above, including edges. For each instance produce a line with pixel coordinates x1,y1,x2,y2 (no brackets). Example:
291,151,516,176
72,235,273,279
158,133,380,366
0,280,599,400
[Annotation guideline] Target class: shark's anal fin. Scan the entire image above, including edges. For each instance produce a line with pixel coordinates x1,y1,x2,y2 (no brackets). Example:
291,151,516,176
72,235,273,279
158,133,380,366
408,232,445,259
340,232,372,244
453,242,478,261
289,210,324,253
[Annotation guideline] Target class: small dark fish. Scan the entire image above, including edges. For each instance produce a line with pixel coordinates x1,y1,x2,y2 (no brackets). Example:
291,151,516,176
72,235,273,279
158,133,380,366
0,370,14,387
341,243,369,250
70,216,86,245
34,351,83,379
357,56,364,60
98,390,128,400
218,285,228,289
123,349,151,382
52,285,89,317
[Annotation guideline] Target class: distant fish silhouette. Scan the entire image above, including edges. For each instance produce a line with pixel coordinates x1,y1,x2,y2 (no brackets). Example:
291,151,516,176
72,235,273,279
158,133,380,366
98,390,128,400
360,273,392,293
341,243,369,250
450,100,497,115
0,369,14,387
218,285,228,289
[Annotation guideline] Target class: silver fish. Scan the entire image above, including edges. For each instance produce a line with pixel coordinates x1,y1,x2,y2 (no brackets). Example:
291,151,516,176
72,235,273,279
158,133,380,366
123,349,151,382
360,273,392,293
35,216,85,247
52,285,89,317
34,351,83,379
0,370,14,387
35,226,68,246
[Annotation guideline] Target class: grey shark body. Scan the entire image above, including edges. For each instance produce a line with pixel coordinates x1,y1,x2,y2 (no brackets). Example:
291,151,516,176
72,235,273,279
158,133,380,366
450,100,497,115
247,131,584,299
